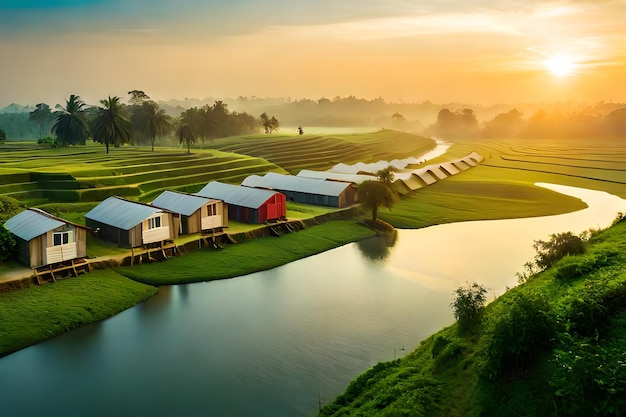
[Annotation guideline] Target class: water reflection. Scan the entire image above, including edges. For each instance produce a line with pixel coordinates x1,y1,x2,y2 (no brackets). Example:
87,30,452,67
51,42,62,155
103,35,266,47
356,232,398,263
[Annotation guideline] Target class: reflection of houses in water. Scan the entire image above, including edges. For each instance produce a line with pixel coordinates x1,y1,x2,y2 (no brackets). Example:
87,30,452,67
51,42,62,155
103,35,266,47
297,152,483,195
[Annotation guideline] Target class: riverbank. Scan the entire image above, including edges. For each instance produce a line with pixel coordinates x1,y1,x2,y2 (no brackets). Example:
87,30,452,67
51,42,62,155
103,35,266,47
0,213,379,358
319,215,626,417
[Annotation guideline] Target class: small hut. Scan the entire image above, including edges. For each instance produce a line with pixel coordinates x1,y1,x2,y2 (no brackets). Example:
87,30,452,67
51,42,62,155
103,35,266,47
196,181,286,224
152,190,228,235
85,196,178,248
4,208,90,268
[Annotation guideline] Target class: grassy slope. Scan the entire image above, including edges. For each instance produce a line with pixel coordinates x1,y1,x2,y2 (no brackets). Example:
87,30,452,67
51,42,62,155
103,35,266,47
320,218,626,417
0,268,157,358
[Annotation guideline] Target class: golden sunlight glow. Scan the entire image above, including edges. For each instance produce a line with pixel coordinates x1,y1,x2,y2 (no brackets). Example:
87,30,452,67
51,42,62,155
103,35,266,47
544,54,578,77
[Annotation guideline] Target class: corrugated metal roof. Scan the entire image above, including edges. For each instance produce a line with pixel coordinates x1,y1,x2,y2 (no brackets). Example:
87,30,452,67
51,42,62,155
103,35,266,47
242,172,351,197
196,181,278,209
5,208,66,241
152,190,218,217
297,169,375,184
85,196,162,230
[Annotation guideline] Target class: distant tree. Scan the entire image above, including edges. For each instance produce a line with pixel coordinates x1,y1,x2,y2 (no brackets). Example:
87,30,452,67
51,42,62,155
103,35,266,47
427,108,479,139
0,128,6,143
604,108,626,137
176,122,196,154
260,113,280,134
357,180,397,223
28,103,53,140
134,101,171,151
260,112,270,133
481,109,524,138
128,90,150,106
91,96,132,154
376,167,395,187
451,281,487,334
52,95,90,146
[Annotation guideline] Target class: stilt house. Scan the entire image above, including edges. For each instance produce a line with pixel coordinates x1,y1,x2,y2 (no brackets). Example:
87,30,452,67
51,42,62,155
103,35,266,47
4,208,90,268
196,181,286,224
85,196,178,248
151,190,228,235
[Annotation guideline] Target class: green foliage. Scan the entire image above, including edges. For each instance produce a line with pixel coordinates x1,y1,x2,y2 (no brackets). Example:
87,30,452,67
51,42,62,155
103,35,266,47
450,282,487,335
52,94,90,146
533,232,586,271
90,95,133,154
550,313,626,416
357,180,397,223
376,166,395,186
0,225,16,262
0,127,6,142
37,135,57,145
0,195,23,223
482,292,555,381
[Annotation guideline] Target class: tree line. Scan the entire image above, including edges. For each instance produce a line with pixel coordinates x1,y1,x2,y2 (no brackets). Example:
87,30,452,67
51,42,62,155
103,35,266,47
424,107,626,139
1,90,280,152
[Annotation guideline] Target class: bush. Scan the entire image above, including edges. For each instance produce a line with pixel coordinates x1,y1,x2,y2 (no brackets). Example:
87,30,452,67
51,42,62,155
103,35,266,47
0,226,16,262
483,292,555,381
450,282,487,335
533,231,586,270
0,195,23,223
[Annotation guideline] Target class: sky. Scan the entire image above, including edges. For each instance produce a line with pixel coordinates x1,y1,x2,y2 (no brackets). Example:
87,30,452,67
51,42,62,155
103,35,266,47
1,0,625,108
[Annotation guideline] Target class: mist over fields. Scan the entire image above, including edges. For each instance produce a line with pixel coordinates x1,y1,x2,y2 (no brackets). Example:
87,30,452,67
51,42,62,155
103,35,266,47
1,96,625,141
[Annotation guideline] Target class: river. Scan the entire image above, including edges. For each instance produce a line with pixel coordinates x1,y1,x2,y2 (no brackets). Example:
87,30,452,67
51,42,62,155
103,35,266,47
0,184,625,417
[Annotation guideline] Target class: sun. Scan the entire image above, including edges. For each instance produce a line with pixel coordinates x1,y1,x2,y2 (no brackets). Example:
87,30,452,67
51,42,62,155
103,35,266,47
543,54,578,78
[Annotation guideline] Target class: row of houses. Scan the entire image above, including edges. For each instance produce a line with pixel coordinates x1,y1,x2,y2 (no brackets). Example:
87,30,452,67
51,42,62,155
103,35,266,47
4,153,481,271
3,173,358,269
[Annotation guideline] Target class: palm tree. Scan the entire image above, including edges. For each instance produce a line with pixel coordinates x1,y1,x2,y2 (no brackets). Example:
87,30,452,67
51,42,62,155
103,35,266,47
91,96,132,154
29,103,52,140
135,101,171,151
176,122,196,154
52,95,90,146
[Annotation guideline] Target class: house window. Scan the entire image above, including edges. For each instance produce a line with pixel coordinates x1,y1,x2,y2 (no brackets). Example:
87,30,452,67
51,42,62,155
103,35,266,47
147,216,162,229
206,204,215,216
53,232,70,246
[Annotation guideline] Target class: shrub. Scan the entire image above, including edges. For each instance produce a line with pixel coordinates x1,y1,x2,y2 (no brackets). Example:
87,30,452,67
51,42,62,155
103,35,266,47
0,226,16,262
533,231,586,271
482,292,555,381
0,195,23,223
450,282,487,335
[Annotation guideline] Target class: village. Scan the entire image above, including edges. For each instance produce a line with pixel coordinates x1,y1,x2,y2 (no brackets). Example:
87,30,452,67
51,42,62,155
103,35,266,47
2,152,482,288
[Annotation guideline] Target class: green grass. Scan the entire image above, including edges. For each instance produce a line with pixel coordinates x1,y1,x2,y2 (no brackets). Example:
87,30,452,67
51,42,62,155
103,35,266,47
320,217,626,417
0,268,157,357
116,220,376,285
380,166,588,228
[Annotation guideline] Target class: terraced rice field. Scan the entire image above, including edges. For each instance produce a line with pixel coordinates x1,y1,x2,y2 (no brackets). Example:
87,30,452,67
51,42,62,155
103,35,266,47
0,146,285,204
0,130,435,205
210,130,436,174
430,137,626,198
